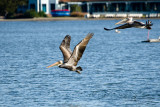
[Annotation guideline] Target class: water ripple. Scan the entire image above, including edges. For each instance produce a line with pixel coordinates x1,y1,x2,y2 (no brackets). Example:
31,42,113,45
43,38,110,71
0,20,160,106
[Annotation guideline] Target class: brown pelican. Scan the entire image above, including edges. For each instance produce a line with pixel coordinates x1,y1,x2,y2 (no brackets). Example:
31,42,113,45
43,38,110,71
47,33,94,74
104,17,153,40
104,19,153,31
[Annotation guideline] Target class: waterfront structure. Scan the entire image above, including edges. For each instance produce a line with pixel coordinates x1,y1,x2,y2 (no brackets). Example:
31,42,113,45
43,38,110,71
28,0,160,17
59,0,160,17
28,0,59,14
59,0,160,13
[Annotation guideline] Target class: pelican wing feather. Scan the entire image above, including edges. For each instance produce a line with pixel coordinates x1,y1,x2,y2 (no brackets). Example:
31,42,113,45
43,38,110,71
66,33,94,66
65,35,72,54
59,35,72,63
133,21,145,26
114,23,133,29
115,18,129,25
115,17,133,25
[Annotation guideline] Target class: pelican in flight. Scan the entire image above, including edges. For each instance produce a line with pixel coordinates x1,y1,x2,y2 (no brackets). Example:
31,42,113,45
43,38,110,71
104,17,153,31
47,33,94,74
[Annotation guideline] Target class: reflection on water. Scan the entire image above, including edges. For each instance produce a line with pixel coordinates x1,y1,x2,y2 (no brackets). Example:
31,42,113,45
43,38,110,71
0,19,160,107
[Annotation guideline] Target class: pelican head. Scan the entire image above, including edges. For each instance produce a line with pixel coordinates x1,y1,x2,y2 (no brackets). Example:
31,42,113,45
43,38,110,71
145,20,153,30
47,60,63,68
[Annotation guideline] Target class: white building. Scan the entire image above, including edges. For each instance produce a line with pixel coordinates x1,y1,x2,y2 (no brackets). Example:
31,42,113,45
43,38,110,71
28,0,60,14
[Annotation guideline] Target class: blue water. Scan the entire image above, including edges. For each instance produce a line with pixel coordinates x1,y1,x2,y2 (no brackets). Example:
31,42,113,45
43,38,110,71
0,19,160,107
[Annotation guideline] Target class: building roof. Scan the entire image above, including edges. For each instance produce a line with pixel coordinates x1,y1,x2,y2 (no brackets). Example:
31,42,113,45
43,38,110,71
59,0,160,2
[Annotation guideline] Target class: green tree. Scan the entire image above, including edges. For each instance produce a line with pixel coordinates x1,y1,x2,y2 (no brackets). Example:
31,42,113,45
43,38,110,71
0,0,27,17
70,4,82,12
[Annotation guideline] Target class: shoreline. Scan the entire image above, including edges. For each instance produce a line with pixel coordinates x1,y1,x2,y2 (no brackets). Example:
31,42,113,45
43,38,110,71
0,17,159,22
0,17,86,22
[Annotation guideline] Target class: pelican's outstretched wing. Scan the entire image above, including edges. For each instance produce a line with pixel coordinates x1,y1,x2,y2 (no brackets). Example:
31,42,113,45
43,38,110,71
115,17,133,25
66,33,94,66
59,35,72,63
133,21,145,26
104,27,114,31
104,23,133,31
115,18,129,25
64,35,72,54
114,23,133,29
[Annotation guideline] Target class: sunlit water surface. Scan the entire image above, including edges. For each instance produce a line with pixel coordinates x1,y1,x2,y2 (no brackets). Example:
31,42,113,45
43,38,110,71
0,19,160,107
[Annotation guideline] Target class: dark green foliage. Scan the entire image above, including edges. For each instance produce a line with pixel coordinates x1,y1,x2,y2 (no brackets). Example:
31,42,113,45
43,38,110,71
5,13,15,19
23,10,47,18
6,10,47,19
38,11,47,17
0,0,47,18
0,0,27,16
70,12,86,17
70,4,82,12
24,9,39,18
0,0,16,16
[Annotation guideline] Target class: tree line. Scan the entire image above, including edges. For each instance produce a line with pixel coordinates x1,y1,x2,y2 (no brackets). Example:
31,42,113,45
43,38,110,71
0,0,28,17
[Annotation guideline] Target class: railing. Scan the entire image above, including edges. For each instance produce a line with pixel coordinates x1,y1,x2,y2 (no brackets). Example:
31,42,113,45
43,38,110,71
85,12,160,18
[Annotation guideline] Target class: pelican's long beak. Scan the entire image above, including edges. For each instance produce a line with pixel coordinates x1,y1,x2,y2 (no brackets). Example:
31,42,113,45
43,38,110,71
115,18,128,25
47,61,60,68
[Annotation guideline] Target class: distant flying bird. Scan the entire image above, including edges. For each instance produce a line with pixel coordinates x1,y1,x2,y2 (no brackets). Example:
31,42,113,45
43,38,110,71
47,33,94,74
104,17,153,31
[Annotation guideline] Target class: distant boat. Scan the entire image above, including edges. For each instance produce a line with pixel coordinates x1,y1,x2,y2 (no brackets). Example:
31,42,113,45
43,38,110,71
51,9,70,17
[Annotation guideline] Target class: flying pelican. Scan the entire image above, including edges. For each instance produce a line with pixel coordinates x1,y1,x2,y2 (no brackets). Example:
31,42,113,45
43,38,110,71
104,17,153,40
104,19,153,31
47,33,94,74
